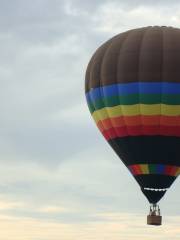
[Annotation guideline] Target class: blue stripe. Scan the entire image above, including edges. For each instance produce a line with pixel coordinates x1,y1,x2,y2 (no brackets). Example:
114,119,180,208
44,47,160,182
157,164,165,174
86,82,180,101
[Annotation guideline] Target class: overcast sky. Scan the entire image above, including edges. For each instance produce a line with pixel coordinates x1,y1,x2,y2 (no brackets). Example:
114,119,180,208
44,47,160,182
1,0,180,239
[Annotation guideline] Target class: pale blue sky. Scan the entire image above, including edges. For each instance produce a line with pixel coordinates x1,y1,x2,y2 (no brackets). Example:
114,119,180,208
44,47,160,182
0,0,180,239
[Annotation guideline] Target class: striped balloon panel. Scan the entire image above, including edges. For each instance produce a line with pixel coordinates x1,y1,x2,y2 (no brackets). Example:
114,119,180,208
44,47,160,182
128,164,180,177
86,82,180,140
85,27,180,204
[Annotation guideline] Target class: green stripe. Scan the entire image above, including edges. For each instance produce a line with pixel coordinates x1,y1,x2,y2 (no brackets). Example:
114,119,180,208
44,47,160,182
88,94,180,113
149,164,157,174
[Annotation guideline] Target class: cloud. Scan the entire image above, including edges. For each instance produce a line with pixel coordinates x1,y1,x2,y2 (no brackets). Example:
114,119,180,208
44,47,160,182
0,200,23,211
0,211,179,240
0,0,180,239
38,205,70,214
93,2,180,34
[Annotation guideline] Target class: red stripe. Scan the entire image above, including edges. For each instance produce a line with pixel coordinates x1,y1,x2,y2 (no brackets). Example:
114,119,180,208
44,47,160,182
129,165,136,175
164,165,173,175
102,126,180,140
169,166,179,176
160,126,180,136
129,165,142,175
97,120,104,132
164,165,180,176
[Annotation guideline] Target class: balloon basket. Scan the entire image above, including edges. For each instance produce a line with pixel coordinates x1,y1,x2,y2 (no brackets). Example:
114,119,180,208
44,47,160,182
147,204,162,226
147,215,162,225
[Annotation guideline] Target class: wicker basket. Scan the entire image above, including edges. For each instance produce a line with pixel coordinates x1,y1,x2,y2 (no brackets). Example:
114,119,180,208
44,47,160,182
147,215,162,225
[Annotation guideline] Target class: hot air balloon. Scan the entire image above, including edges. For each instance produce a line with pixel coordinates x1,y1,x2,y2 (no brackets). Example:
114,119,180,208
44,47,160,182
85,26,180,225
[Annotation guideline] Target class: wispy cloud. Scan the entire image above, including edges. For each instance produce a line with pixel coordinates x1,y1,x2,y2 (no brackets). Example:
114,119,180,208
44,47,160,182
94,2,180,34
0,211,179,240
0,0,180,239
38,205,70,214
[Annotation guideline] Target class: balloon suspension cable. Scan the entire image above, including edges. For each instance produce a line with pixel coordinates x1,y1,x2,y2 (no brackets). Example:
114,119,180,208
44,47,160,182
147,204,162,226
149,204,161,216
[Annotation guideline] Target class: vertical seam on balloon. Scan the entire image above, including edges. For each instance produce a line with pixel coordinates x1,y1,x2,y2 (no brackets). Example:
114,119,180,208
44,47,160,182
100,38,127,141
138,28,150,136
85,58,97,114
116,32,134,136
100,37,121,141
89,43,112,139
137,28,149,170
117,27,146,166
177,29,180,128
100,33,130,141
159,27,164,136
116,31,136,165
85,55,94,93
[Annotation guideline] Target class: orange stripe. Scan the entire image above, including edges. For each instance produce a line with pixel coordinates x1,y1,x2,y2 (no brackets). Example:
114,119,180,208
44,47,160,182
97,115,180,130
97,120,104,132
102,125,180,140
160,116,180,126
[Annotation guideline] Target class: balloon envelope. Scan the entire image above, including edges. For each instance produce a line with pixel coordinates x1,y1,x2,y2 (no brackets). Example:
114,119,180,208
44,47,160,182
85,26,180,204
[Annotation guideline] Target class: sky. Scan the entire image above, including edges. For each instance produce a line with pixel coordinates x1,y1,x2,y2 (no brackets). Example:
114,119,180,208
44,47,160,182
1,0,180,239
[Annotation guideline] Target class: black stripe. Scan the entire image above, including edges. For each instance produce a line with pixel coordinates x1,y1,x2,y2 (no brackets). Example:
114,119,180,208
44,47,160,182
108,136,180,166
108,135,180,203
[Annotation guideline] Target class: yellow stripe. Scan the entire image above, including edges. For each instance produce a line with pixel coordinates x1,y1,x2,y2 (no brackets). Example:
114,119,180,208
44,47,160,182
175,168,180,177
139,164,149,174
92,104,180,123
